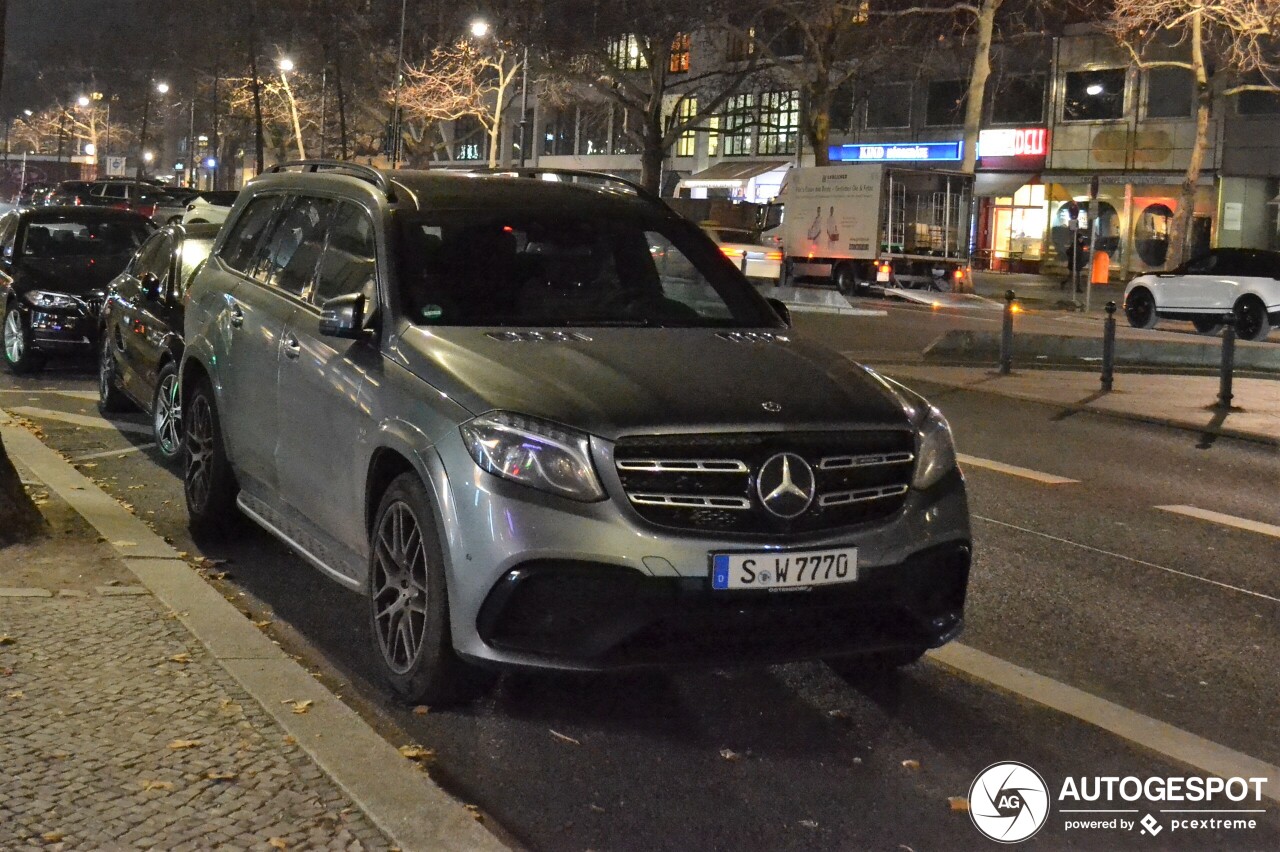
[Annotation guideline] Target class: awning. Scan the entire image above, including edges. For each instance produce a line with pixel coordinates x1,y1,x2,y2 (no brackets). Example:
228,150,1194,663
680,160,790,189
974,171,1037,198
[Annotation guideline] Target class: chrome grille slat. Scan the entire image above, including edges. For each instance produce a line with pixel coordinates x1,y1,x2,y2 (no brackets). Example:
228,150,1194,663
629,493,752,510
819,451,914,470
616,459,749,474
818,484,910,508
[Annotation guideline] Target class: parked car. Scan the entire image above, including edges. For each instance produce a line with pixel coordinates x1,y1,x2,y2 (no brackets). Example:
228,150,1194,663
702,225,783,282
181,190,239,225
181,162,971,705
1,207,155,373
45,180,97,207
1124,248,1280,341
99,222,220,462
82,180,191,223
17,183,54,207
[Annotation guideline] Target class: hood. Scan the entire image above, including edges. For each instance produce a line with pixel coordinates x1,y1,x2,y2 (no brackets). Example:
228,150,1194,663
392,325,912,440
15,256,131,295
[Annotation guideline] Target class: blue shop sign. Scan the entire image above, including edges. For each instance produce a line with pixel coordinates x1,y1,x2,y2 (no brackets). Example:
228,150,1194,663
828,141,964,163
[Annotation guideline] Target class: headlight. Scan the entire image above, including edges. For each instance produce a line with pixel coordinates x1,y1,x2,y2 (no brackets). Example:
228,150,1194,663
24,290,81,310
460,411,605,502
912,406,957,490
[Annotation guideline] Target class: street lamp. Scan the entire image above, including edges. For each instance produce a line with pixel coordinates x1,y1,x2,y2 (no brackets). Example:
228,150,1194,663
470,19,490,39
278,57,306,160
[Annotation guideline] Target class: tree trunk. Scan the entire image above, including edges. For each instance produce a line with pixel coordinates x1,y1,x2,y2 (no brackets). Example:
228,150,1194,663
806,87,833,167
960,0,1000,174
1167,10,1209,269
334,47,349,160
249,2,266,175
0,434,46,547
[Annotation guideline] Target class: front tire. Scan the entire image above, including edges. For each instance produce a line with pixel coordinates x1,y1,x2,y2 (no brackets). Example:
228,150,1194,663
184,375,239,537
3,301,43,375
368,473,492,706
152,362,183,464
1234,296,1272,342
1124,287,1158,329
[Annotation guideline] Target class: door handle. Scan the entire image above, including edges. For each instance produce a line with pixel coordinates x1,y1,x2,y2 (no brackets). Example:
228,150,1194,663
229,304,244,329
283,335,301,359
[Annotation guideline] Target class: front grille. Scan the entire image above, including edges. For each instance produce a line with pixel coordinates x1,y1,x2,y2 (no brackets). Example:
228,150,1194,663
614,431,915,535
83,296,105,316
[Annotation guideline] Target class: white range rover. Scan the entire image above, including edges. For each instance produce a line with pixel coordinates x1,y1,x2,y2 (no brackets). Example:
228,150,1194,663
1123,248,1280,341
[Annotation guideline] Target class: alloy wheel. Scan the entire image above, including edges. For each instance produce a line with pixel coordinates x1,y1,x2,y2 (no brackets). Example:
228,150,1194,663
1126,291,1154,327
1236,300,1262,341
185,394,214,510
4,310,23,363
154,373,182,457
371,502,430,675
99,336,114,401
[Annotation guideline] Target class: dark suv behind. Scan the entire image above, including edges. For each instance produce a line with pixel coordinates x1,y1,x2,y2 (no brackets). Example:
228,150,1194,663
181,161,971,704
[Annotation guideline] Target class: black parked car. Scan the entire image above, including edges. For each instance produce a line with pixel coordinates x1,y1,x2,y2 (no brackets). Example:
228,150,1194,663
1,207,155,373
98,222,219,462
45,180,97,207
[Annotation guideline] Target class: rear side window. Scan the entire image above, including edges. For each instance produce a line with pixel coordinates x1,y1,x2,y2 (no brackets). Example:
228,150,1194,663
1183,253,1219,275
133,232,175,281
220,195,286,275
310,201,377,306
252,195,335,296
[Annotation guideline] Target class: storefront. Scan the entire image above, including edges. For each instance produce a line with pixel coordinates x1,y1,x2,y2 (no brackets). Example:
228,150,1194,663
975,128,1048,272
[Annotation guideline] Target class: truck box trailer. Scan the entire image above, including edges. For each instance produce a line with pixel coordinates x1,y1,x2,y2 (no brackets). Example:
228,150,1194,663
762,165,974,294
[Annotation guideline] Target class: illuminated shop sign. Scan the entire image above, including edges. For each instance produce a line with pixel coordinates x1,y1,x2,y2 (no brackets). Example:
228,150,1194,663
978,128,1048,158
828,141,964,163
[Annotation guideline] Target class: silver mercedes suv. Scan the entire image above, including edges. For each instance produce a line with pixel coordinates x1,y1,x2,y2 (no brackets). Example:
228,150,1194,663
181,162,971,704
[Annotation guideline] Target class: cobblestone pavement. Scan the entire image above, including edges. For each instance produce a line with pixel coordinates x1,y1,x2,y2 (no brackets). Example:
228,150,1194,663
0,591,390,851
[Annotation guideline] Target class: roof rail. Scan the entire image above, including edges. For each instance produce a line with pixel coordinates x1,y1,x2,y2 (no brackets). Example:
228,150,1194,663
464,168,668,208
267,160,396,201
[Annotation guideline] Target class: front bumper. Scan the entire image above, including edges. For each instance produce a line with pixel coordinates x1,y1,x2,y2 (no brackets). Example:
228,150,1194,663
22,304,97,354
433,432,971,672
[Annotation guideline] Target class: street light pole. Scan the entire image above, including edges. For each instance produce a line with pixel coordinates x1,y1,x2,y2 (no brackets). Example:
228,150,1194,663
278,58,306,160
518,44,529,168
137,81,168,180
391,0,407,168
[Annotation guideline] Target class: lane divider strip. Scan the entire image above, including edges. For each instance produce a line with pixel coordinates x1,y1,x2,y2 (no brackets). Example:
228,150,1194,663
957,453,1079,484
1156,505,1280,541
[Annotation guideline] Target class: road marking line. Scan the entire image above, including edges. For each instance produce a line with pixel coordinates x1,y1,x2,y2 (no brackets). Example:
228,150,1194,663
957,453,1079,484
5,406,152,436
69,444,158,462
1156,505,1280,540
930,642,1280,804
0,389,98,400
975,514,1280,604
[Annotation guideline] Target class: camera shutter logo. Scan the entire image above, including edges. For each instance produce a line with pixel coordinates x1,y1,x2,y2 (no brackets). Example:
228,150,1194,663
969,762,1051,843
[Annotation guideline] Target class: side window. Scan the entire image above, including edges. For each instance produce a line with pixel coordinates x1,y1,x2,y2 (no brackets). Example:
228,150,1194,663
310,201,377,307
104,184,128,200
220,195,287,275
133,234,174,282
643,230,733,319
91,184,109,198
1183,252,1219,275
252,195,335,296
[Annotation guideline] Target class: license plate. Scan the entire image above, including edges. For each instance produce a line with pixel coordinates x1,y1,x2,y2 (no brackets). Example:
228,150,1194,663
711,547,858,591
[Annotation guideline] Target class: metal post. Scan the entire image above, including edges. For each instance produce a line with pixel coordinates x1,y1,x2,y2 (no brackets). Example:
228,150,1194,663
999,290,1016,375
517,44,529,168
391,0,407,168
1217,312,1236,409
1071,232,1081,297
1100,301,1117,392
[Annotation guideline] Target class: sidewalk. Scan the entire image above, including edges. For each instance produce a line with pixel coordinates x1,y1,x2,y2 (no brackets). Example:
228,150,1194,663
0,415,506,851
883,363,1280,446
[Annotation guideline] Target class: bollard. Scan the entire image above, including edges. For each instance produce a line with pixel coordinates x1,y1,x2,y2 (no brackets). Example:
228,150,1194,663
1100,301,1117,392
999,290,1016,375
1217,311,1236,409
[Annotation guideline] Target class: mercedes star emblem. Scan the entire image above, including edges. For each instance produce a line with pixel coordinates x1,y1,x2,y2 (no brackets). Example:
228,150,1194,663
756,452,816,519
762,401,782,413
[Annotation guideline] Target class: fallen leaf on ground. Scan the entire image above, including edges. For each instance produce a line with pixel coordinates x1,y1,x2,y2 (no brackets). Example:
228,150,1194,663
0,635,15,646
412,705,430,716
110,540,136,548
6,690,24,699
589,804,605,814
168,653,191,664
720,748,741,761
210,571,230,580
284,699,313,715
1,667,12,676
464,804,483,822
827,709,849,719
901,759,921,770
267,838,288,849
254,620,272,629
206,771,238,781
41,832,63,842
167,739,203,750
799,819,819,829
283,735,296,745
948,796,970,812
139,780,173,791
398,745,435,762
549,729,581,745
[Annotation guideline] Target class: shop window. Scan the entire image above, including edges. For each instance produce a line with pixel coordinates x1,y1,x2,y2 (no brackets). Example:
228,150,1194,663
607,34,647,71
722,93,755,156
669,33,691,74
925,79,967,127
1134,203,1173,267
674,98,698,157
757,90,799,156
1051,198,1122,265
866,82,911,129
542,108,574,156
989,184,1047,262
1063,69,1127,121
1146,68,1193,118
990,74,1045,124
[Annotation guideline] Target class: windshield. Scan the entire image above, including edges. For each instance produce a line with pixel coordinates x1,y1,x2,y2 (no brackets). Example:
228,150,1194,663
396,211,779,328
19,218,151,259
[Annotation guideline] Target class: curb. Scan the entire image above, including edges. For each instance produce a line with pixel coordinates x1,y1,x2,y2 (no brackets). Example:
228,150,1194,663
1,414,507,852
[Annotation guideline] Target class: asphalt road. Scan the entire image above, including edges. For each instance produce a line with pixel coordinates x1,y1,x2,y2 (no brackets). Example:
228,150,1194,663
3,303,1278,850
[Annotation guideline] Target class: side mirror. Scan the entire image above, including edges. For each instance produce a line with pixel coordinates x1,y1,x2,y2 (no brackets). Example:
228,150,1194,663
140,272,162,302
766,297,791,328
319,293,369,340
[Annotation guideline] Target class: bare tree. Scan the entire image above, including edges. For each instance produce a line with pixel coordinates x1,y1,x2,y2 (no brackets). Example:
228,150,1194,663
1109,0,1280,267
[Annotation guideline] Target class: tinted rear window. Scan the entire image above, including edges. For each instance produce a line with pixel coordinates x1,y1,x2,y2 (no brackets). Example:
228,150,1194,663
20,217,152,258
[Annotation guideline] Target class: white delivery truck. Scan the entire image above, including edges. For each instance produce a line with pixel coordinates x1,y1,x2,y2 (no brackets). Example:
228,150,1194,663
761,164,974,294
